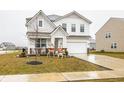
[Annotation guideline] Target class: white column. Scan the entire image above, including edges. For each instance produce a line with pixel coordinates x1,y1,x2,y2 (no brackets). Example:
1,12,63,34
27,38,31,54
51,37,55,48
63,37,67,48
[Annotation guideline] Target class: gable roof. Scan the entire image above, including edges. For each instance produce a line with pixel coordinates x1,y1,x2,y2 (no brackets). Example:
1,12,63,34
26,17,32,23
51,25,69,36
27,25,69,37
54,11,92,24
47,14,62,22
26,10,92,26
96,17,124,34
26,14,61,23
0,42,15,47
25,10,56,27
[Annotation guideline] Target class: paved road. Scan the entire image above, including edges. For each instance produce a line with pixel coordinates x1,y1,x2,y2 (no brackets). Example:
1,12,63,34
0,50,17,55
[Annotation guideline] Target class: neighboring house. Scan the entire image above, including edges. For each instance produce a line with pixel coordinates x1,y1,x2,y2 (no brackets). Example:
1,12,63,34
96,17,124,52
89,38,96,50
16,46,28,50
0,46,2,51
0,42,16,50
26,10,92,54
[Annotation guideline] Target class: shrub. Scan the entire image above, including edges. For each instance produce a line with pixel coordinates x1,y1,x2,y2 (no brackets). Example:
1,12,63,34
100,50,105,53
19,52,26,57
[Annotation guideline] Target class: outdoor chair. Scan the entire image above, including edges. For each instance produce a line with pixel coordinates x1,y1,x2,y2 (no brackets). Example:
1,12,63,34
40,47,46,55
57,48,68,58
57,48,64,58
47,48,55,57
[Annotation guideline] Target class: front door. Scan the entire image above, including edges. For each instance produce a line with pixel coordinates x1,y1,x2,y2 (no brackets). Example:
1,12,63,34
54,38,63,50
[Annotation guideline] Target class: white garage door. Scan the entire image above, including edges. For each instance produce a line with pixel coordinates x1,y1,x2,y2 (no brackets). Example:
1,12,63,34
67,42,87,54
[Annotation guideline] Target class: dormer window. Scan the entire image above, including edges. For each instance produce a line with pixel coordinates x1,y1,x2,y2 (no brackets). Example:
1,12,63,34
39,20,42,27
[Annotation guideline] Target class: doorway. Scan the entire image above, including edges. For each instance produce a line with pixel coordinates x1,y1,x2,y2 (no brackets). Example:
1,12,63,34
54,38,63,50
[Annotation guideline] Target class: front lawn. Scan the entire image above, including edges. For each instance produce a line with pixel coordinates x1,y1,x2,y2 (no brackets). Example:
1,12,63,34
0,52,110,75
90,51,124,59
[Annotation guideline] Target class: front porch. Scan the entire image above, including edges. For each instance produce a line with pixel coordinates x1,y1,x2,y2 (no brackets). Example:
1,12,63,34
29,48,67,56
28,37,67,55
27,26,69,55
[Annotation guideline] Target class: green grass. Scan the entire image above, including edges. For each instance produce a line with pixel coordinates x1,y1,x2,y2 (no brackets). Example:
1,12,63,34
90,51,124,59
74,78,124,82
0,52,110,75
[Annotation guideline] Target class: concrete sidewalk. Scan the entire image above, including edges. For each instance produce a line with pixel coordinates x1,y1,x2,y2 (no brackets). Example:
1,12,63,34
1,70,124,82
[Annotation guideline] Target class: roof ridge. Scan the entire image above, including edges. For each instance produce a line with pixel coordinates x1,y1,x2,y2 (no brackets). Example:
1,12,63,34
54,10,92,24
110,17,124,19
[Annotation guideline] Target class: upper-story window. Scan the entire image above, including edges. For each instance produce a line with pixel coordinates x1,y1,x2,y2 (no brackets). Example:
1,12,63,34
80,24,84,32
105,32,111,38
39,20,43,27
71,24,76,32
62,23,67,31
111,42,117,49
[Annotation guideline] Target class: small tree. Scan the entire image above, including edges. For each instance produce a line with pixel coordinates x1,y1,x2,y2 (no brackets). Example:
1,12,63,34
34,19,39,62
27,18,42,65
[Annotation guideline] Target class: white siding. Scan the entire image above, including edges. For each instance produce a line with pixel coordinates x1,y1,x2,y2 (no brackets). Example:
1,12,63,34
26,11,91,54
51,28,67,48
27,38,35,54
54,14,90,36
27,14,55,32
67,36,89,43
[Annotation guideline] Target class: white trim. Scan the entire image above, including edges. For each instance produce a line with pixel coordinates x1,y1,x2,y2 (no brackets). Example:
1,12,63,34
54,11,92,24
38,19,44,28
51,25,69,36
25,10,56,28
111,42,117,49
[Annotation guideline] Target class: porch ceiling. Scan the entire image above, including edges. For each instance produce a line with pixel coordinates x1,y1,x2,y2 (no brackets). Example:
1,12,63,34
27,32,51,38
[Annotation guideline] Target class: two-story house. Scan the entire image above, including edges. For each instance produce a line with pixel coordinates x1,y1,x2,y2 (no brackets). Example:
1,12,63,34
25,10,92,55
96,17,124,52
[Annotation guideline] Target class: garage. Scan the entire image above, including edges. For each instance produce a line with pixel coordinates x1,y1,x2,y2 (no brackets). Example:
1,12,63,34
67,42,87,54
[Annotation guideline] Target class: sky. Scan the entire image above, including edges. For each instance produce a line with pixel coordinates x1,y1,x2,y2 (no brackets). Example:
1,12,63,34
0,10,124,46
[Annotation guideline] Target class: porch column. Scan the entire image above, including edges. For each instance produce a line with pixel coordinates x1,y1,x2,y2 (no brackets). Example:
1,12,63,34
28,38,35,54
63,37,67,48
51,37,55,47
27,38,30,54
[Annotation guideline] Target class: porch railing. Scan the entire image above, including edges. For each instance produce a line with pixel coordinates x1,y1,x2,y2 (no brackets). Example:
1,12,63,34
30,48,47,55
29,48,67,55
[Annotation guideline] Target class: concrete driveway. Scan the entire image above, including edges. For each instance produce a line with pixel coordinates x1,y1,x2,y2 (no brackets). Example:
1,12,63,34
73,54,124,70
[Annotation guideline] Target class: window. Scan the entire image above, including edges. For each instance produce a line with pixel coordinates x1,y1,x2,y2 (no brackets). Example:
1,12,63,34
71,24,76,32
62,23,67,31
108,33,111,38
111,42,117,49
35,39,40,48
41,39,46,47
80,24,84,32
105,33,108,38
105,33,111,38
35,39,46,48
39,20,42,27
